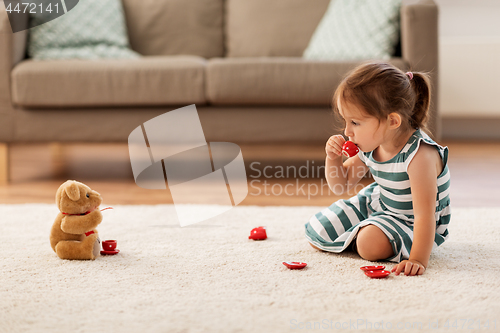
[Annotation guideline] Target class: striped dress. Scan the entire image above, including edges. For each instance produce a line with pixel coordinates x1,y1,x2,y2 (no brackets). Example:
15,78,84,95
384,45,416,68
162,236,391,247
305,129,451,262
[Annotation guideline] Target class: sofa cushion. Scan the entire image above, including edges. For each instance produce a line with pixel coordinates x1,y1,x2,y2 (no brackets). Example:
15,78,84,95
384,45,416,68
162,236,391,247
122,0,224,58
28,0,139,60
12,56,206,108
303,0,402,61
206,57,407,106
225,0,330,57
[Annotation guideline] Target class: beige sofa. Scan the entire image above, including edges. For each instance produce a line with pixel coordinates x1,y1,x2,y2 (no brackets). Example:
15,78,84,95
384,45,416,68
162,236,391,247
0,0,439,183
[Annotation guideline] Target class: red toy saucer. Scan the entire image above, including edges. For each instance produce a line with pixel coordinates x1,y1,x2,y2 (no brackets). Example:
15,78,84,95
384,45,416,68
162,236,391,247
364,270,390,279
283,261,307,269
360,265,385,271
100,249,120,255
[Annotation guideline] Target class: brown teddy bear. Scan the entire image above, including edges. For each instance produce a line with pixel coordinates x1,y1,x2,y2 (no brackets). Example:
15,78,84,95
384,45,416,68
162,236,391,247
50,180,103,260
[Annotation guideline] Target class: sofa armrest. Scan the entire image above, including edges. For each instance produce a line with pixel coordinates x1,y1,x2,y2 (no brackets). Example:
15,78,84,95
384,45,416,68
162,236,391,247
401,0,440,140
0,2,16,141
12,30,27,65
0,3,13,76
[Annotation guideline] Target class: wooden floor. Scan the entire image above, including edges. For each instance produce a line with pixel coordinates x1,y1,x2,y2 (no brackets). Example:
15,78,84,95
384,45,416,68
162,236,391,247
0,141,499,207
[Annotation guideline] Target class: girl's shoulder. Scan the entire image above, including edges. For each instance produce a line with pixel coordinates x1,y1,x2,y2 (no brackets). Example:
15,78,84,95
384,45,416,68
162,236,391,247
407,141,444,177
404,129,448,175
359,129,449,173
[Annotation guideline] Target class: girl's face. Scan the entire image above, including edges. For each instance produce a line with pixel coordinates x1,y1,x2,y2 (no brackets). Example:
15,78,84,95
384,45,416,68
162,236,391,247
337,99,388,153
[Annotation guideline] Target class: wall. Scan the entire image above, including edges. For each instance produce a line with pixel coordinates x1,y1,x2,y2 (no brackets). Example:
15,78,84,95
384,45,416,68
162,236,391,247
436,0,500,118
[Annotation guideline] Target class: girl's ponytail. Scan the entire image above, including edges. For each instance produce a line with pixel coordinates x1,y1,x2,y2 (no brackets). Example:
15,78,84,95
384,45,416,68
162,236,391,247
409,72,431,132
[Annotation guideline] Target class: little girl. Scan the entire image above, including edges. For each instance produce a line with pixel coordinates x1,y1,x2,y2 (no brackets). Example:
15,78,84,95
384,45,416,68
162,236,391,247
305,62,451,276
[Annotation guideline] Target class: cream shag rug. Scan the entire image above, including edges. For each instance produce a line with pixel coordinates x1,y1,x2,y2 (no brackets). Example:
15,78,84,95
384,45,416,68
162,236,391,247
1,204,499,333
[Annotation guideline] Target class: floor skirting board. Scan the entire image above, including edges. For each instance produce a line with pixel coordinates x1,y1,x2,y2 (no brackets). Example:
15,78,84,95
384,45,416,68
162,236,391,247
442,117,500,141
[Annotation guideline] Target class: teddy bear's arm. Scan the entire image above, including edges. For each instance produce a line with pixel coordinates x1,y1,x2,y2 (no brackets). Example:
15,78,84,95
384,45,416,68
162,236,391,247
61,211,103,234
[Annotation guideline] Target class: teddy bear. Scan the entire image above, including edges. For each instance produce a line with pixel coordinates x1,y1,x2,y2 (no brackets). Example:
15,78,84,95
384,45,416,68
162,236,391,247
50,180,103,260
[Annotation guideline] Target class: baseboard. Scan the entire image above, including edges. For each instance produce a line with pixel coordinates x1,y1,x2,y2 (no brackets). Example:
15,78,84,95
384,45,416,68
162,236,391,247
442,117,500,141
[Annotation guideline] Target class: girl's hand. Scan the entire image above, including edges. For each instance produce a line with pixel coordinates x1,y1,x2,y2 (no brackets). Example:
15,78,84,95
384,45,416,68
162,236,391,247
325,135,346,160
391,259,426,276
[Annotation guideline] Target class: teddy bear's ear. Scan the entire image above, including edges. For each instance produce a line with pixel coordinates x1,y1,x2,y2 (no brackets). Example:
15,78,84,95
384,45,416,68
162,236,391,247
64,181,81,201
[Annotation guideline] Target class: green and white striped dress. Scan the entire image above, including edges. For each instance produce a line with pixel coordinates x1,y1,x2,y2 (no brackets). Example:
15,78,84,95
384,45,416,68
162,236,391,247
305,129,451,262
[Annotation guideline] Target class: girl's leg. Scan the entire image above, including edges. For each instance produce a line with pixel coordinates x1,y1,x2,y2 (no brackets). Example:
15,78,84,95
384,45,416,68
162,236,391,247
355,225,394,261
305,182,378,252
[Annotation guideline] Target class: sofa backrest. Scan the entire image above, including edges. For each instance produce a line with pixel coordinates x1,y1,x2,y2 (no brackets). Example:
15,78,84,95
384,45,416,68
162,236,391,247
122,0,331,59
99,0,406,60
121,0,224,58
225,0,330,57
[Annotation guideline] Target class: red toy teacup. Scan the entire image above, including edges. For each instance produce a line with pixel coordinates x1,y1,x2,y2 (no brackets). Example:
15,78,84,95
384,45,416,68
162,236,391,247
249,226,267,240
342,141,359,157
102,240,117,251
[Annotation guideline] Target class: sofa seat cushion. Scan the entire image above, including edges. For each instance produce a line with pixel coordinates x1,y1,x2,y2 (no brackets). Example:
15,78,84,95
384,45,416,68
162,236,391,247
206,57,407,106
11,56,206,108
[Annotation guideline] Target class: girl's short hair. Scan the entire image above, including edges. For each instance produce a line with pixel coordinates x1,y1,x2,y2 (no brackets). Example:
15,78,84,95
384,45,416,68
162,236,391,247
333,62,432,136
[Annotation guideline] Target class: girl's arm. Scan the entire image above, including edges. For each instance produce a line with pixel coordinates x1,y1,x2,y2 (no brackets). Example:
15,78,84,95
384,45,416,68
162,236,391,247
392,143,442,276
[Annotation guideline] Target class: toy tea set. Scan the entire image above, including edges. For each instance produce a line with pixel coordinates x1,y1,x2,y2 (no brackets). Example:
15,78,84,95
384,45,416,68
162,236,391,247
50,146,389,278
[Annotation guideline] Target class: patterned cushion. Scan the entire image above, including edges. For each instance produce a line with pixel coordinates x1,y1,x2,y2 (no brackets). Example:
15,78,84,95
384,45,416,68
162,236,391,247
303,0,401,61
28,0,139,60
